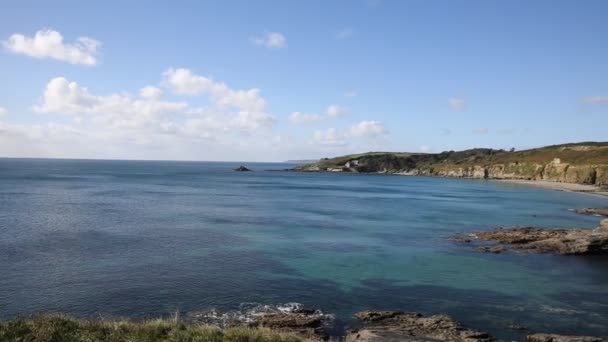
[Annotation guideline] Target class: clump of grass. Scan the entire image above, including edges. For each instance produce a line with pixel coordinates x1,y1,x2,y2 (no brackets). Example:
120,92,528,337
0,314,312,342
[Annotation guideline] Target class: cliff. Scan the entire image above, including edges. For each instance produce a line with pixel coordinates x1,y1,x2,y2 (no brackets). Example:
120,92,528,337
293,142,608,188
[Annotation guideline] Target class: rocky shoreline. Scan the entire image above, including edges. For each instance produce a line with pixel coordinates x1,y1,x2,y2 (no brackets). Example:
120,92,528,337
347,311,605,342
186,306,606,341
281,168,608,198
450,219,608,255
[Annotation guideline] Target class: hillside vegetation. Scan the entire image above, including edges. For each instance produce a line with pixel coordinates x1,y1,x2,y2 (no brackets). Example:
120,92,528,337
0,315,311,342
295,142,608,187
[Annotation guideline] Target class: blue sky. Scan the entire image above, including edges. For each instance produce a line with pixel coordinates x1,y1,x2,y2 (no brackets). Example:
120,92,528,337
0,0,606,161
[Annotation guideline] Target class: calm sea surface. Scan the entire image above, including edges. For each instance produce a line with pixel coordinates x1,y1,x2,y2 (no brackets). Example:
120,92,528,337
1,158,608,339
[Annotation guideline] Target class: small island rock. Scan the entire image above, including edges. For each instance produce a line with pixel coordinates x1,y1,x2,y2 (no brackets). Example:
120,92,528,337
234,165,252,171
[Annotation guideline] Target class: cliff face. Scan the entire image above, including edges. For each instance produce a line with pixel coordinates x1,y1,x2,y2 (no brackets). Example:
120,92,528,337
424,161,606,186
294,143,608,188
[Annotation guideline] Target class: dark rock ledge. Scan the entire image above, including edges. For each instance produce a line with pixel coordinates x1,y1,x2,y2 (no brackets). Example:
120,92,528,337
346,311,606,342
346,311,494,342
451,219,608,255
575,208,608,217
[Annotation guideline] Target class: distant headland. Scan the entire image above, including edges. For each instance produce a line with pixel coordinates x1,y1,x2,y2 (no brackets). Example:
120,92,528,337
289,142,608,195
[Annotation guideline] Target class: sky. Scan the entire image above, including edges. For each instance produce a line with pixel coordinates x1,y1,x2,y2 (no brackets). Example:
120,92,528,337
0,0,607,162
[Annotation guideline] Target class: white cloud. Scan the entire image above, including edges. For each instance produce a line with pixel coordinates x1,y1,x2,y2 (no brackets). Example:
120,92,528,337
252,32,287,49
163,68,267,113
289,112,323,124
448,97,466,111
33,72,277,135
139,86,163,100
3,29,100,66
0,107,7,116
582,95,608,105
327,104,349,117
472,128,489,135
2,69,390,161
312,128,346,146
0,72,288,160
350,120,388,137
34,77,189,131
335,28,354,40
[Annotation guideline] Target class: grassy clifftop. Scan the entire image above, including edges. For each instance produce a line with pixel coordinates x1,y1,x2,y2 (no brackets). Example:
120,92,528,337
295,142,608,186
0,315,311,342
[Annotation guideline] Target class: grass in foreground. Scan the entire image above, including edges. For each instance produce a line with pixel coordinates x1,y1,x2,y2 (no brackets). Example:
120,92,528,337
0,315,314,342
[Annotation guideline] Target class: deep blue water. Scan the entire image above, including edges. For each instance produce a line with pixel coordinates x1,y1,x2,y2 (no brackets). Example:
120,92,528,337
1,158,608,339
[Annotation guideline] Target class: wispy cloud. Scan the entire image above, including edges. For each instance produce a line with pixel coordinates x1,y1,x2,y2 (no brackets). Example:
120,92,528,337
3,29,100,66
327,105,349,117
251,32,287,49
344,90,358,98
289,105,349,125
312,120,388,146
582,95,608,105
350,120,388,137
289,112,323,124
448,97,465,111
472,128,489,135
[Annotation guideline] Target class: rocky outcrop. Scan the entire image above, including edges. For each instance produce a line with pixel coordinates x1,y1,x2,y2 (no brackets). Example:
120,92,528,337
454,219,608,255
234,165,252,171
253,311,327,336
188,304,333,338
575,208,608,217
346,311,494,342
526,333,606,342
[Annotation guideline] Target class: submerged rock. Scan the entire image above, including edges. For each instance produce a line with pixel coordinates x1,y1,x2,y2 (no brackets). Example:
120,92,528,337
449,236,472,243
526,333,605,342
575,208,608,217
456,219,608,255
234,165,252,171
477,245,507,254
346,311,494,342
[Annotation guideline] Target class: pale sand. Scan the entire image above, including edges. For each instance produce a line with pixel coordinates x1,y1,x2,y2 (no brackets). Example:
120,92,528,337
493,179,608,198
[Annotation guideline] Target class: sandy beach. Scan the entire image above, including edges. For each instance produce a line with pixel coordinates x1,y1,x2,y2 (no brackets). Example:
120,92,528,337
493,179,608,198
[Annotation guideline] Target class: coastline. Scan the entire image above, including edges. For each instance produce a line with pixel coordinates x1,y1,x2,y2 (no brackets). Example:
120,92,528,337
491,179,608,198
284,168,608,198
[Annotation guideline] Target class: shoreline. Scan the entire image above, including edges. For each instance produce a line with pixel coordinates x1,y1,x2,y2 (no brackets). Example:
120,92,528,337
491,179,608,198
282,168,608,198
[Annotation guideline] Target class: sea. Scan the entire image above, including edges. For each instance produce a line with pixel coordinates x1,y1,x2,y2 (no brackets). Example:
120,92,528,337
1,158,607,339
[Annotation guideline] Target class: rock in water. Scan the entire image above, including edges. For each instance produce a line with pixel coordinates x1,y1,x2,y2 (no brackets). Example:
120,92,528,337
453,219,608,255
234,165,252,171
346,311,494,342
575,208,608,217
526,333,605,342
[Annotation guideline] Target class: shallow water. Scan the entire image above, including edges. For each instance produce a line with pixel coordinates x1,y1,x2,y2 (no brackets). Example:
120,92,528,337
1,158,607,339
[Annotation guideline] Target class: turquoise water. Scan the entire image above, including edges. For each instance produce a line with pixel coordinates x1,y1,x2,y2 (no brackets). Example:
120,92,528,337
1,158,607,339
